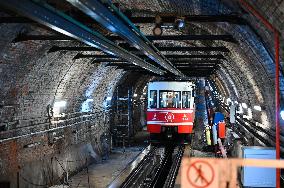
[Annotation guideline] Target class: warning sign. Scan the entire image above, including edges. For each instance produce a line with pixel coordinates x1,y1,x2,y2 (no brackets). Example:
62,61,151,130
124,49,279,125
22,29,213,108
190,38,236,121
182,159,219,188
187,161,214,188
181,157,284,188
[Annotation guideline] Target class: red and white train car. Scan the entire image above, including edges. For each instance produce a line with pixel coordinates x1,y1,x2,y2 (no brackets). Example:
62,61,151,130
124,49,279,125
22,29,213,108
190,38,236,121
146,81,195,142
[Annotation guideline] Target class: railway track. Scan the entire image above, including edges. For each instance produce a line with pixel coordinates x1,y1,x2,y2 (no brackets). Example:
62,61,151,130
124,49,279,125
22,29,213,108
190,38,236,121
114,144,187,188
163,145,185,188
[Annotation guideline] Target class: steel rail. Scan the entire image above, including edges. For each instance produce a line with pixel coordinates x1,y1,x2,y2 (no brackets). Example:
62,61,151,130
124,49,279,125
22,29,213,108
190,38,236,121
116,145,189,188
163,145,185,188
107,145,155,188
0,0,165,75
66,0,183,77
120,146,158,188
148,145,174,188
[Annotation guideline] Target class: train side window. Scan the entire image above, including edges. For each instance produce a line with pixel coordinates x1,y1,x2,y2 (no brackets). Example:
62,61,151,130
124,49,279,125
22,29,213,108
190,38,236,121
149,90,157,108
182,91,191,108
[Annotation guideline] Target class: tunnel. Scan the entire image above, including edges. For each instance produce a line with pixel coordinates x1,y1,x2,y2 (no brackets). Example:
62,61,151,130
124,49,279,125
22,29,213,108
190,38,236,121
0,0,283,187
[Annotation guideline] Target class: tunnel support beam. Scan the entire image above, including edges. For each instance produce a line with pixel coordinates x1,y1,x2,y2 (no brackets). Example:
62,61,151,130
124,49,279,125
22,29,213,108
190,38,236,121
67,0,183,76
239,0,281,187
73,54,226,60
0,0,165,75
0,15,247,24
48,46,230,53
13,33,237,43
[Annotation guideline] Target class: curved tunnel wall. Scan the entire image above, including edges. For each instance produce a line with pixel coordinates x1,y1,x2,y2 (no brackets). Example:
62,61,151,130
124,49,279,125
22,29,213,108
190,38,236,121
0,22,131,186
115,0,284,135
0,0,284,186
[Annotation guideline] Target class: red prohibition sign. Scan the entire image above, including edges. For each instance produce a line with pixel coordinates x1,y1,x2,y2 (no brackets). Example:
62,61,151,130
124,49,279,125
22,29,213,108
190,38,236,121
186,160,214,188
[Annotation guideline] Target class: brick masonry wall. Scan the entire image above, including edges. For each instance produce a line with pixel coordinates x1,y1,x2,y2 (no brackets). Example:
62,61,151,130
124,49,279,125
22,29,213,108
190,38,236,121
0,21,129,186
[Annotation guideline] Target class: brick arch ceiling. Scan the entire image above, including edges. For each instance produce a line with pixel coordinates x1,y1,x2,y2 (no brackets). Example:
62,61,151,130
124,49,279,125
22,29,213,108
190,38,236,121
1,0,283,134
114,0,283,131
0,23,129,125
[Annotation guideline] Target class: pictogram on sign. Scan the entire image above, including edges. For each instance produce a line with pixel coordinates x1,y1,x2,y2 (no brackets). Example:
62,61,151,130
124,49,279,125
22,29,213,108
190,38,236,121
186,160,214,188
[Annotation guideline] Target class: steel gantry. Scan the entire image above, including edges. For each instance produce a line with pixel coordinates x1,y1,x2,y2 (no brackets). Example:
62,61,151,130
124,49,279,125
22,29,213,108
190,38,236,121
73,54,226,60
0,14,248,25
12,33,237,43
47,45,230,53
0,0,165,75
66,0,184,76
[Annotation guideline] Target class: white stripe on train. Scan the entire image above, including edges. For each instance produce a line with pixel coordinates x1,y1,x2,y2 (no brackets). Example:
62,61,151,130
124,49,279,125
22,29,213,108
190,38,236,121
147,109,194,113
147,121,193,125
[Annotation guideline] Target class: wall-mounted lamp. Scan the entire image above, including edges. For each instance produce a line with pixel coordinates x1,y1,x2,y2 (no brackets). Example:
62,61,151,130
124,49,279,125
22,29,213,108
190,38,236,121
226,98,231,105
247,108,252,120
241,103,248,109
243,108,252,120
23,142,41,148
253,105,262,111
280,111,284,120
236,105,243,114
81,98,94,113
53,100,67,118
175,18,185,29
53,101,67,108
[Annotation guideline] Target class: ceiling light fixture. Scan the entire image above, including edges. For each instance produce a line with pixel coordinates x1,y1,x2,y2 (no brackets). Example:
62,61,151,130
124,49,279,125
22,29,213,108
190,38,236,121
175,17,185,29
153,25,163,36
253,105,262,111
241,103,248,109
280,111,284,120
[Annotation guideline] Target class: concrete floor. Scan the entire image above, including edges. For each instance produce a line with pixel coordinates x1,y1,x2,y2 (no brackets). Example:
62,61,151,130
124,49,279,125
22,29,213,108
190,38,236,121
67,147,144,188
51,89,215,188
49,130,149,188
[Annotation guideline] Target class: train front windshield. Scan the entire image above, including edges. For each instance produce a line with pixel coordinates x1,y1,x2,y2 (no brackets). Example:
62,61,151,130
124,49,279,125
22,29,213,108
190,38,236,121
148,88,193,109
159,91,181,108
